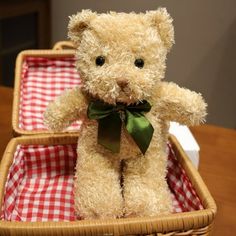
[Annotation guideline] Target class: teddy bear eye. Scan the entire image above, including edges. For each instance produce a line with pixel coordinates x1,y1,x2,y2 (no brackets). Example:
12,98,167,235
134,58,144,68
95,56,105,66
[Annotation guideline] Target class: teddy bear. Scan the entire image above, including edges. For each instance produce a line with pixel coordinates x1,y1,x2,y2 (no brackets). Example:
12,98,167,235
44,8,207,219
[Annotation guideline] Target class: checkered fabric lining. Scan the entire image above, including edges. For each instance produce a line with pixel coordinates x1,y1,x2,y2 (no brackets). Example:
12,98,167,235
19,57,82,131
167,143,203,212
2,144,77,221
2,143,203,222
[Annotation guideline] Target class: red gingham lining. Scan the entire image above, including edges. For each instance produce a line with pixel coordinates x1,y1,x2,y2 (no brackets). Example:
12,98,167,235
3,144,77,221
19,57,82,131
2,143,203,222
167,144,203,212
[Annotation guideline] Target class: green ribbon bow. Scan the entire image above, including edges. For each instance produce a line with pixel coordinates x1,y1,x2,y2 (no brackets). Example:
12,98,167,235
87,100,154,154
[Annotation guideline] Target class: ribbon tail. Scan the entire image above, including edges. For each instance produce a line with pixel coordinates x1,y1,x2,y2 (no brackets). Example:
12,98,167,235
125,110,154,154
97,113,122,153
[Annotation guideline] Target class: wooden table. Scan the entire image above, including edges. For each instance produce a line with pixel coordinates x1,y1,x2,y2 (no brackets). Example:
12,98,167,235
0,85,236,235
190,125,236,236
0,86,13,157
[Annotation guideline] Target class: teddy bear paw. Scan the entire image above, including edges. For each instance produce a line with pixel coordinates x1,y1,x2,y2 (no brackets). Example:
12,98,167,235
124,187,173,217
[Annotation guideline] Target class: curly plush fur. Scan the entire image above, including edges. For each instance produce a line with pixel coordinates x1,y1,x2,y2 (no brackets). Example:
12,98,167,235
44,8,207,219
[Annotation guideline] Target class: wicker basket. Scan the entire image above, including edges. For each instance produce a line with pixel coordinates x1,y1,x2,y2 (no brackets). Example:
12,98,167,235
0,134,216,236
0,48,216,235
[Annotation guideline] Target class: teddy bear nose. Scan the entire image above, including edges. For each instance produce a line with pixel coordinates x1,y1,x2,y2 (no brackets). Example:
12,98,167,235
117,78,128,88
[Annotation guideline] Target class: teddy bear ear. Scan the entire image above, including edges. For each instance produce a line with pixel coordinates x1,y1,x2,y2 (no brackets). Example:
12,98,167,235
146,8,175,51
68,9,97,45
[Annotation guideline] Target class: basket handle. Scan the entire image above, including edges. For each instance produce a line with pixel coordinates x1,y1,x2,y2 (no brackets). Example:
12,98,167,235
53,41,75,50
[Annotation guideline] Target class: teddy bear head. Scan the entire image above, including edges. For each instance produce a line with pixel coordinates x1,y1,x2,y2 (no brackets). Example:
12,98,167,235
68,8,174,105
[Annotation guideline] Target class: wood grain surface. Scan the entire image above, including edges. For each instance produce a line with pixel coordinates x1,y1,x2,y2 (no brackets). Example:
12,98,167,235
0,85,235,235
191,125,236,236
0,86,13,157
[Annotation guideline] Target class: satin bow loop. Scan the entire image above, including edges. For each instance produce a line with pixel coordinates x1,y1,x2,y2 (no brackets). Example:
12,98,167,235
87,100,154,154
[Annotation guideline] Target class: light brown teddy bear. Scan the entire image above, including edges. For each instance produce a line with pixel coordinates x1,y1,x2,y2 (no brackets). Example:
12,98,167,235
44,8,207,219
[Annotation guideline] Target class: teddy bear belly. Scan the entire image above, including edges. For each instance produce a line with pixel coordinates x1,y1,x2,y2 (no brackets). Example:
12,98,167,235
78,121,142,160
79,120,168,160
118,127,142,159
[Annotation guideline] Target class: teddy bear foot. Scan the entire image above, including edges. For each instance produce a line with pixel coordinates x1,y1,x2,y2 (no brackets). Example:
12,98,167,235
124,187,173,217
75,192,124,220
75,190,124,220
76,204,124,220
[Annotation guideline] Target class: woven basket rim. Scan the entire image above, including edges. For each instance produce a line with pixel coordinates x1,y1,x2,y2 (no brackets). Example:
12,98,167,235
0,134,216,235
53,41,75,50
12,50,77,136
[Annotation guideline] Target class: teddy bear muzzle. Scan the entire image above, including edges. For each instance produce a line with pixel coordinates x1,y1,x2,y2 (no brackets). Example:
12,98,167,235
116,78,128,89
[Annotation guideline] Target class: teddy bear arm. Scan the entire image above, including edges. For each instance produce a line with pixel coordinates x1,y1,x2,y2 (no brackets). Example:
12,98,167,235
43,87,87,131
156,82,207,126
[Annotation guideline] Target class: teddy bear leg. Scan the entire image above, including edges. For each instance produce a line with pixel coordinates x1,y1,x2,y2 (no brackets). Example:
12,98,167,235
123,150,172,217
74,148,123,219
